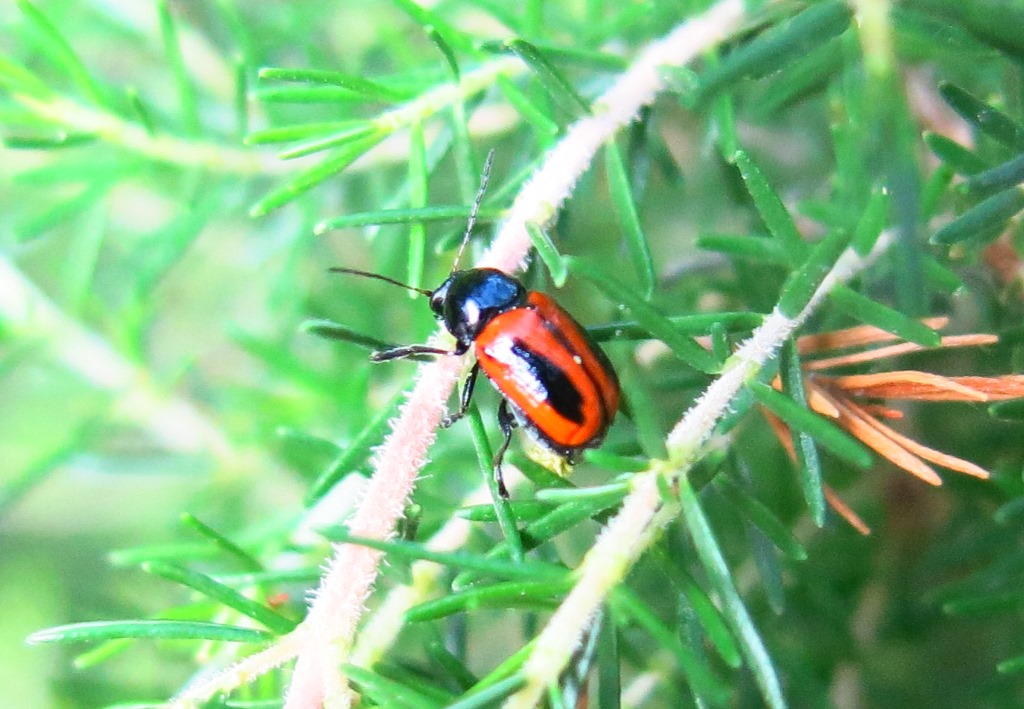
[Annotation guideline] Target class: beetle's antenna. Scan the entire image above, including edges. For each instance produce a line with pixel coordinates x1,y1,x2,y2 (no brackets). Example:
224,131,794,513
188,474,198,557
451,149,495,273
329,267,433,296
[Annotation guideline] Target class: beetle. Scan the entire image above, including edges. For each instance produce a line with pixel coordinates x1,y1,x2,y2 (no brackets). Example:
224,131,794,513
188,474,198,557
333,155,619,496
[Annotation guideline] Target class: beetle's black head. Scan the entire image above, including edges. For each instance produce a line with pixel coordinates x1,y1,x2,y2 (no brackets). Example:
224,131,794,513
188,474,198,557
431,268,527,345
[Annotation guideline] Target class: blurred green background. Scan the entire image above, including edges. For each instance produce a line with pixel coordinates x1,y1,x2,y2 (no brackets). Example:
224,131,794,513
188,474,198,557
3,1,1024,707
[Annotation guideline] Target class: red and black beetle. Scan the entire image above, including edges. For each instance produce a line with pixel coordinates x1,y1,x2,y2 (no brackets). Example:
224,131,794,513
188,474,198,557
335,265,620,497
334,157,619,496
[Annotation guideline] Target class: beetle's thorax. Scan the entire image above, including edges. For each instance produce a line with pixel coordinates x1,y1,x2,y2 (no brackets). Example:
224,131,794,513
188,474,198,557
431,268,527,345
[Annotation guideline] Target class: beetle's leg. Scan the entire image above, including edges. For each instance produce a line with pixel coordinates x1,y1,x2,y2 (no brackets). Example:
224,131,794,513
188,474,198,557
441,362,480,429
371,341,468,362
492,399,518,498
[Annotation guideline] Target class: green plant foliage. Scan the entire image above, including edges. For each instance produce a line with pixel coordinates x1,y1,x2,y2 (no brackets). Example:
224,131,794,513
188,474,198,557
4,1,1024,708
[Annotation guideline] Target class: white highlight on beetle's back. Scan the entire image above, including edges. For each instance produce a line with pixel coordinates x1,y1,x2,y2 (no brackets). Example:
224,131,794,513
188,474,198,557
484,334,549,407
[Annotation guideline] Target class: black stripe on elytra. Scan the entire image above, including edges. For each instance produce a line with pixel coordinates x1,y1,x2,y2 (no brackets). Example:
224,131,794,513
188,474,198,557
510,339,585,425
538,312,610,423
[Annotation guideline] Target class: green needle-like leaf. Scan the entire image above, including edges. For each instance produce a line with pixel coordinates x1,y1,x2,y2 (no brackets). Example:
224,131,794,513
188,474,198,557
922,256,963,294
258,67,413,101
713,475,807,561
4,132,95,150
503,39,591,117
457,500,553,523
108,544,222,568
587,312,763,341
427,26,461,80
467,406,526,562
17,0,107,106
942,0,1024,54
733,150,807,262
943,590,1024,617
931,186,1024,246
780,339,826,526
452,496,621,589
695,0,851,102
605,139,656,299
388,0,475,54
923,132,990,176
615,355,667,459
850,188,890,255
253,85,372,103
323,528,565,581
245,121,359,145
27,620,272,645
581,450,649,473
596,612,622,709
407,120,428,292
447,675,528,708
696,233,791,265
315,205,498,234
0,55,52,98
610,588,729,704
233,57,249,141
345,665,449,709
997,655,1024,675
534,481,631,504
568,257,720,373
249,132,385,216
653,546,741,668
157,0,199,135
750,381,873,469
142,562,296,634
179,513,262,572
14,180,109,242
678,476,786,709
278,123,383,160
0,425,91,513
126,87,157,137
406,579,572,622
525,222,568,287
989,399,1024,420
965,152,1024,196
712,88,739,161
939,82,1024,152
828,286,942,347
72,638,133,669
496,74,562,135
525,43,628,72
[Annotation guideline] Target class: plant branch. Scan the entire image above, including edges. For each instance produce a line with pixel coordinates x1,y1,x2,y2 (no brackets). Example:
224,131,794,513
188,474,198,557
12,92,282,175
371,56,523,133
